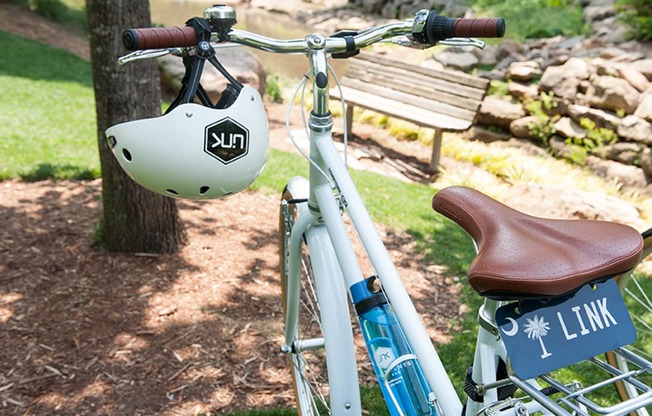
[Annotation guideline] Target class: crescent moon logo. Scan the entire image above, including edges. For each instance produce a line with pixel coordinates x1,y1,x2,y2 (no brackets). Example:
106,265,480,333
502,317,519,337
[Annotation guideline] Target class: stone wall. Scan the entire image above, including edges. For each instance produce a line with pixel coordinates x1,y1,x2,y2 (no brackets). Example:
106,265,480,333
423,0,652,191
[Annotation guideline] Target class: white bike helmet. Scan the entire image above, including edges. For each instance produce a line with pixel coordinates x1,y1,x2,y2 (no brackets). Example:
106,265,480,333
106,18,269,200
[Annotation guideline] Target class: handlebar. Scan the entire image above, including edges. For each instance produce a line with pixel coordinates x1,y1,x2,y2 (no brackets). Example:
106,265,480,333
120,9,504,55
123,26,198,51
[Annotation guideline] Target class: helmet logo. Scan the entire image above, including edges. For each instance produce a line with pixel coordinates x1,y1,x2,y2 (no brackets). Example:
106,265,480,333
204,117,250,164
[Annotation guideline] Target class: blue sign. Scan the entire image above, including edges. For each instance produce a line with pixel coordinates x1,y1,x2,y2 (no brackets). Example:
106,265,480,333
496,279,636,379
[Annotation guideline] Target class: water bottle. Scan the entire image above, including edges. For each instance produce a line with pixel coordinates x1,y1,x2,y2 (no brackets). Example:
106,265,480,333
351,276,437,416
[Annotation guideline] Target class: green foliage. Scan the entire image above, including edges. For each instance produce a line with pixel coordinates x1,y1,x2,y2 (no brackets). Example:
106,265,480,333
564,118,619,165
472,0,586,40
387,119,419,141
266,75,284,104
616,0,652,41
525,92,559,145
488,79,510,97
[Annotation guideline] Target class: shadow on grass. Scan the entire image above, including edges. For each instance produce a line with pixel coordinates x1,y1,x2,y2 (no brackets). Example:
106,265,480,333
19,163,100,181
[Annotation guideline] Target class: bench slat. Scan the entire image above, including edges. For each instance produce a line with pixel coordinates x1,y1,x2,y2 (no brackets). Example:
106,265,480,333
340,78,478,122
331,86,472,131
346,62,487,102
357,53,489,90
344,64,485,111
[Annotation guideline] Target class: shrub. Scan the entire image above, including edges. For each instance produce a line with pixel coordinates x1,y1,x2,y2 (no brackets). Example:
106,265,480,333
265,75,284,103
616,0,652,41
525,92,559,145
472,0,586,40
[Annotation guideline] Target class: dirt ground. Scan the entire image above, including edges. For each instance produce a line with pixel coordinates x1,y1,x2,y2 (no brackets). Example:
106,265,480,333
0,4,462,415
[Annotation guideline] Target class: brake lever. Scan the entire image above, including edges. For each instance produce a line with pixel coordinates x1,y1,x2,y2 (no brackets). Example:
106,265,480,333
118,47,188,65
385,36,485,50
439,37,486,49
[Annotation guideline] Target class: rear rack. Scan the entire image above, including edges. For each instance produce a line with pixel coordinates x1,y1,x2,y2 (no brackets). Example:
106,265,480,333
508,347,652,415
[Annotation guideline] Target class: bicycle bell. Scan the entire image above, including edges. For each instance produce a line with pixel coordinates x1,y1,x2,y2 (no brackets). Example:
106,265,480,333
203,5,237,40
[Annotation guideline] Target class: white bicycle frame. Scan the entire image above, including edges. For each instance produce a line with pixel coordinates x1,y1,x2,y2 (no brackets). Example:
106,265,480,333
119,11,652,415
282,40,500,416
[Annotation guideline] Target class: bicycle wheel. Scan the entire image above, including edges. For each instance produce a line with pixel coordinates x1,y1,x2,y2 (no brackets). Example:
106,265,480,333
279,178,361,415
607,229,652,416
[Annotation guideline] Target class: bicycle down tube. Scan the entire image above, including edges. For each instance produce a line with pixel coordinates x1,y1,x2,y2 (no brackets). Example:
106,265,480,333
293,34,463,414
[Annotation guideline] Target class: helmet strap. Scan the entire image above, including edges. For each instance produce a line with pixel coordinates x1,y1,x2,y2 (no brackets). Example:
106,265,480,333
166,17,244,114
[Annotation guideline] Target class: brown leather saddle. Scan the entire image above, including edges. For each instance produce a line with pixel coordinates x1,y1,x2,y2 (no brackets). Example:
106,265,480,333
432,186,643,300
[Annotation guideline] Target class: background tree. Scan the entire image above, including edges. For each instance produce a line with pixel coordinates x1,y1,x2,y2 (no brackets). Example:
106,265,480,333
86,0,186,252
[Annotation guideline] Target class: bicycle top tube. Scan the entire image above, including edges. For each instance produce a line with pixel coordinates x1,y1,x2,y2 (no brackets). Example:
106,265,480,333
119,7,505,64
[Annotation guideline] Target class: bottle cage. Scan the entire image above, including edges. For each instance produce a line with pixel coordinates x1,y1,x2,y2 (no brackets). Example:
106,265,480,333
165,17,244,114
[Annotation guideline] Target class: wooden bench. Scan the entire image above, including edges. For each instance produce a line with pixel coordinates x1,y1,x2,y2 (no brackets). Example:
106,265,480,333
330,53,489,172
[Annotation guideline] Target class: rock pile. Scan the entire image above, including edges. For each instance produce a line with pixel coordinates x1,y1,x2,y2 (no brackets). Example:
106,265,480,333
427,2,652,191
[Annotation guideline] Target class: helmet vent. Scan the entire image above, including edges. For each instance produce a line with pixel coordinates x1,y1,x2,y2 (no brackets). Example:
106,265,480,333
199,186,210,195
122,148,133,162
166,189,179,196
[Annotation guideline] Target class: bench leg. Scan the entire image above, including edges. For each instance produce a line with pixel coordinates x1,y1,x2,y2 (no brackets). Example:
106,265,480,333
345,104,354,138
429,129,443,173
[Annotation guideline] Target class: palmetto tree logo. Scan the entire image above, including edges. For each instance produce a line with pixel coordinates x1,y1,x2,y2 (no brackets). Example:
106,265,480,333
524,315,552,359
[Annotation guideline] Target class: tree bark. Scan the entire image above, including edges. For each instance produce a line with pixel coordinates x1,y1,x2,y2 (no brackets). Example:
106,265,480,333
87,0,186,253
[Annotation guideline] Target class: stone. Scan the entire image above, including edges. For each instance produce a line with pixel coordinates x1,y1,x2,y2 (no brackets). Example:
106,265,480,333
477,97,526,131
617,115,652,144
507,61,542,82
508,82,539,99
540,65,580,100
592,57,618,77
464,126,511,143
475,43,498,66
567,104,620,130
553,117,587,139
585,156,648,189
631,59,652,81
605,26,628,44
583,5,616,22
548,135,575,159
360,0,384,14
598,142,643,165
634,93,652,122
432,50,479,71
618,66,651,92
583,75,641,114
419,59,445,71
612,51,647,63
510,116,539,139
563,57,591,80
640,147,652,178
539,58,590,100
496,39,522,62
600,47,628,60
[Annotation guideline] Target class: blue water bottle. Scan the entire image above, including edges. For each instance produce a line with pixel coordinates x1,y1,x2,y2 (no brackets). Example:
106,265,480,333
351,276,436,416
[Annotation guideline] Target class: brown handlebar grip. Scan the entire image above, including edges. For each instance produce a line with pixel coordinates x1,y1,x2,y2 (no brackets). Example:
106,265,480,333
122,26,198,51
452,18,505,38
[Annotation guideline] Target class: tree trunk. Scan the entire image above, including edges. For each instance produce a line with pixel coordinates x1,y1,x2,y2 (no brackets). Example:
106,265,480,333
87,0,186,253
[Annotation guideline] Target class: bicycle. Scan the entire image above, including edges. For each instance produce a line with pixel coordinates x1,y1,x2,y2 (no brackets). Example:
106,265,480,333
107,5,652,415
